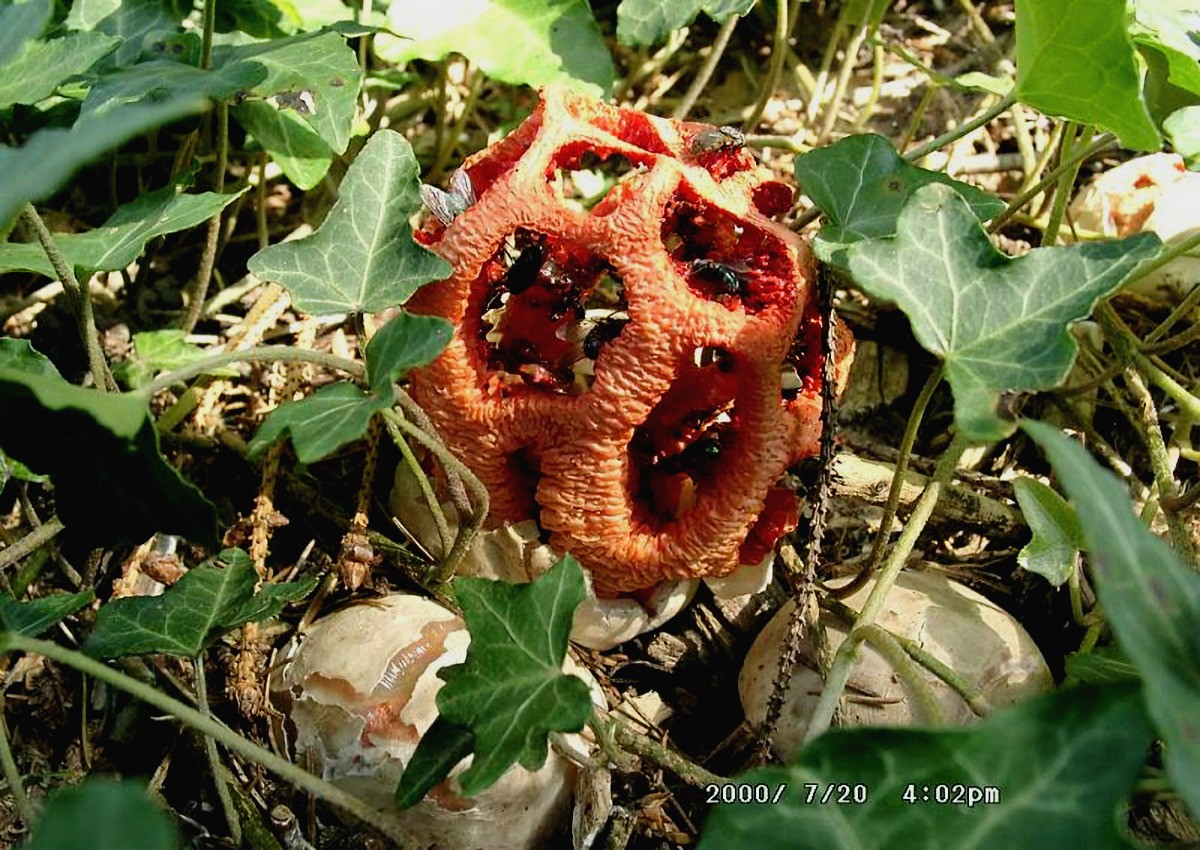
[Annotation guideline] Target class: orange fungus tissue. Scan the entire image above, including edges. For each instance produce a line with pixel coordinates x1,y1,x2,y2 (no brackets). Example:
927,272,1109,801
408,87,852,595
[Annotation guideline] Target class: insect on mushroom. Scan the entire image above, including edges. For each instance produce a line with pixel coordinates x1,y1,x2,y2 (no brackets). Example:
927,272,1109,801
690,258,748,299
581,315,628,360
420,168,477,226
690,125,746,156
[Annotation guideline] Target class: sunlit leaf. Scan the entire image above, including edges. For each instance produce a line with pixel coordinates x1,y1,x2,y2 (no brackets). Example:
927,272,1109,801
114,330,238,390
65,0,182,68
247,130,450,314
396,555,594,804
615,0,754,46
246,383,390,464
0,0,52,67
1014,477,1082,586
846,184,1159,441
0,32,121,109
380,0,614,97
365,312,452,395
1015,0,1160,150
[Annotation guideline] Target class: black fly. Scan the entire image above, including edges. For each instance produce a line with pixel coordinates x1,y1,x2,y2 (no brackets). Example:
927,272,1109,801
582,316,628,359
420,168,476,226
502,243,544,294
690,259,748,298
690,125,745,156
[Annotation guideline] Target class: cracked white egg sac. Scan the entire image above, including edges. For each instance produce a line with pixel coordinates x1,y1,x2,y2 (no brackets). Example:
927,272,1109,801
271,593,609,849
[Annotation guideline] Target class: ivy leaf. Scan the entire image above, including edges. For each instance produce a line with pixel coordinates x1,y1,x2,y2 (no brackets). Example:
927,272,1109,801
1014,0,1160,151
0,591,93,637
247,130,450,314
234,101,333,190
215,29,362,157
65,0,182,69
0,338,60,379
1131,0,1200,108
0,94,210,229
1014,477,1082,587
114,330,239,390
246,383,389,464
22,778,179,850
380,0,614,97
846,184,1160,442
1066,647,1141,685
396,555,594,804
365,312,452,395
394,717,475,808
85,549,317,658
1024,420,1200,818
1164,106,1200,170
615,0,754,47
79,60,266,121
0,32,121,109
0,188,247,278
0,0,51,67
0,368,218,548
698,683,1152,850
793,134,1004,266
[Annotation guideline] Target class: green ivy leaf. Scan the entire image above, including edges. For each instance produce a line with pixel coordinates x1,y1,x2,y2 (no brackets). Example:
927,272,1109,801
114,330,239,390
1131,0,1200,109
0,338,61,379
794,134,1005,265
1015,0,1160,151
65,0,181,69
0,0,51,68
394,717,475,807
0,446,46,489
0,188,247,278
21,778,179,850
79,60,266,121
0,32,121,109
0,368,218,548
381,0,614,97
365,312,453,395
615,0,754,47
0,93,210,229
1024,420,1200,819
0,591,93,637
85,549,317,658
247,130,450,314
1014,477,1083,587
215,29,362,157
215,0,294,39
396,555,594,804
846,184,1160,442
1065,647,1141,685
246,383,390,463
233,101,333,190
698,683,1151,850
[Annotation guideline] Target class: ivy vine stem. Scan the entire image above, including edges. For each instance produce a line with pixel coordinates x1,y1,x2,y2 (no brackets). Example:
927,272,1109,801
987,132,1116,233
0,696,34,827
0,633,419,847
143,346,364,396
672,13,738,120
804,432,968,744
194,653,242,846
0,516,65,572
20,204,114,392
743,0,792,131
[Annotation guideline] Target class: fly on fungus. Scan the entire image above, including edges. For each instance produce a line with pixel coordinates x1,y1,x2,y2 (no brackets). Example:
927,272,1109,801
408,87,853,596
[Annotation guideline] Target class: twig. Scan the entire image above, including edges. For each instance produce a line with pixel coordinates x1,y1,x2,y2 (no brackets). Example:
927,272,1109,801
0,697,34,827
987,133,1117,233
608,716,726,788
673,14,738,120
903,92,1017,163
0,516,66,572
143,346,364,396
194,654,242,846
181,102,228,333
743,0,792,132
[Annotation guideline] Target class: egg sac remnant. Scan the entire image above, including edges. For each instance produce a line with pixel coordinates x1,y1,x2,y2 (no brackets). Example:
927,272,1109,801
409,86,853,595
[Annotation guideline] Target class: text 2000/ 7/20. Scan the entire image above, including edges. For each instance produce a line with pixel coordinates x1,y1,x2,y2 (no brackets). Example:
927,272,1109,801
704,783,869,805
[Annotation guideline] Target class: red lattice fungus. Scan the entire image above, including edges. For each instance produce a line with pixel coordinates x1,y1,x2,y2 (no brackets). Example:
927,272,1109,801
408,87,852,595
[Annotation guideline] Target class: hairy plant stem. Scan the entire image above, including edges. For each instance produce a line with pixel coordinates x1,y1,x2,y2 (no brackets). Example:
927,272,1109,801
21,205,115,391
987,133,1117,233
0,517,65,571
194,654,241,846
394,389,471,521
200,0,216,69
833,366,943,599
181,102,228,333
0,634,417,846
607,716,726,788
144,346,364,396
805,433,968,744
383,416,453,560
0,697,33,827
1095,304,1196,559
743,0,792,131
673,14,738,120
858,624,945,723
824,597,990,715
1041,123,1090,246
381,409,488,583
1141,235,1200,340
